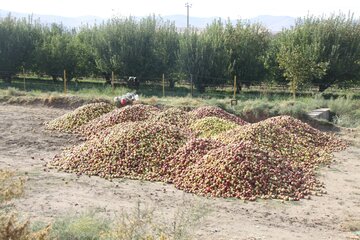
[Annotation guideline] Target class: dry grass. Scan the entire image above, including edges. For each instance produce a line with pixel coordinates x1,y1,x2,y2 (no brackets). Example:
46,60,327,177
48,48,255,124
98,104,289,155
0,169,50,240
0,168,208,240
0,169,25,203
100,200,209,240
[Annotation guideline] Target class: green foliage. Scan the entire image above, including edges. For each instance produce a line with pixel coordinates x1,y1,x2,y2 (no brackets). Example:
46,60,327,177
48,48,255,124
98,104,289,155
225,20,270,89
328,96,360,127
276,26,328,97
276,14,360,94
34,23,82,81
73,26,98,78
0,14,40,82
50,212,110,240
2,12,360,92
178,19,229,92
154,19,180,88
310,14,360,90
90,15,179,84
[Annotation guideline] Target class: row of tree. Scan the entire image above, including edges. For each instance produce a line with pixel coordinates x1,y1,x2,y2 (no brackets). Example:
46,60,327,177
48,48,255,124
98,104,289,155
1,13,360,93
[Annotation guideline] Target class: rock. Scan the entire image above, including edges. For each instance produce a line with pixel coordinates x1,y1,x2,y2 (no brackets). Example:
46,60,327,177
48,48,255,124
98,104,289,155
308,108,331,121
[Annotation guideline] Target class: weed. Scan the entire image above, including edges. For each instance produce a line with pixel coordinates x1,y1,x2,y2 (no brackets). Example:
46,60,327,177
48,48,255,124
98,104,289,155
0,169,25,205
0,169,50,240
171,199,210,240
50,211,110,240
100,200,209,240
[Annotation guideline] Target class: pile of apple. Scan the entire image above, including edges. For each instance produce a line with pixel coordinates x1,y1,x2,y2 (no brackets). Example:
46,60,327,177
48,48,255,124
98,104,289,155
45,102,114,133
262,116,347,152
189,106,248,125
158,138,225,183
50,121,189,180
76,104,160,139
215,116,347,167
174,141,321,201
148,107,193,128
48,105,347,201
189,116,238,138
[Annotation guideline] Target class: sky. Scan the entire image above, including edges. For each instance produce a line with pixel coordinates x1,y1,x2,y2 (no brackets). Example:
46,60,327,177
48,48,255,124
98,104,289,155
0,0,359,19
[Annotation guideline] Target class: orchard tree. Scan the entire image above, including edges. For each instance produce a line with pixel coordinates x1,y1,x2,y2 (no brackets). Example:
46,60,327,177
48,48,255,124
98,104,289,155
178,19,228,93
312,14,360,90
263,33,287,86
73,25,98,78
34,23,81,81
154,19,180,89
224,21,270,91
276,14,360,92
276,25,328,97
91,16,159,85
203,19,230,88
0,14,40,82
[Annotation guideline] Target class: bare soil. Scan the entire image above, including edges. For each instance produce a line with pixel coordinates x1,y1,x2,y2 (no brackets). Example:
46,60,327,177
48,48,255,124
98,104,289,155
0,104,359,240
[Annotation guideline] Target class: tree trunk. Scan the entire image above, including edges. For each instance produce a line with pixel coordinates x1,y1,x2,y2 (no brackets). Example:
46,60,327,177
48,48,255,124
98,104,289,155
103,73,111,85
291,81,296,99
236,82,242,93
169,79,175,90
1,73,12,84
65,74,72,82
318,83,331,92
197,83,206,93
3,75,12,84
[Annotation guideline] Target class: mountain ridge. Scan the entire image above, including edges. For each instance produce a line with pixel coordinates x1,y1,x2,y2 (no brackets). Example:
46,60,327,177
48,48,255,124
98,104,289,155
0,9,295,32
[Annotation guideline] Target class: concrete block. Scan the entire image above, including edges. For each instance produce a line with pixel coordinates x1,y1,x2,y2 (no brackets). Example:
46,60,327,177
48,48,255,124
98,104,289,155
308,108,331,121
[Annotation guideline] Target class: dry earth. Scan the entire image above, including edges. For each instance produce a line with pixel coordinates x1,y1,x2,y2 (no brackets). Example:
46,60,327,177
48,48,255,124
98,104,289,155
0,104,359,240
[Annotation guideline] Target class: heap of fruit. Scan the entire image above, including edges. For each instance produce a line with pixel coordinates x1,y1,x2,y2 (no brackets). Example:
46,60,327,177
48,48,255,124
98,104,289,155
189,106,248,125
47,104,347,201
45,102,114,133
148,107,193,128
159,138,225,183
189,117,238,138
76,104,160,139
50,121,189,180
174,141,320,201
215,116,346,167
261,116,346,152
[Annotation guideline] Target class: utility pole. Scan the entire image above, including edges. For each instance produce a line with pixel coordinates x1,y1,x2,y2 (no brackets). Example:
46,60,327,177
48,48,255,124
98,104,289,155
185,2,192,97
185,2,192,29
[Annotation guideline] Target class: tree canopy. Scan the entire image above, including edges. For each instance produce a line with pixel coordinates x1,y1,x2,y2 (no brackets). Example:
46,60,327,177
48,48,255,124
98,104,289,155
1,13,360,91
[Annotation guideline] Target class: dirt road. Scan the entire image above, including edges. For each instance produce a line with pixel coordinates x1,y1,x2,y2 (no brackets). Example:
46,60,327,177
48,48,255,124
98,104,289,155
0,104,359,240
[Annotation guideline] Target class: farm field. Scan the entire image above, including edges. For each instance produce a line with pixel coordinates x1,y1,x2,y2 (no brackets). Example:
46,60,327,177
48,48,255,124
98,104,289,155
0,104,359,239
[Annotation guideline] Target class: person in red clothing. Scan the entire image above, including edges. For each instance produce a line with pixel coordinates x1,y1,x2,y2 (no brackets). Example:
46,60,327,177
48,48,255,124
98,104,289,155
114,93,139,108
120,98,127,106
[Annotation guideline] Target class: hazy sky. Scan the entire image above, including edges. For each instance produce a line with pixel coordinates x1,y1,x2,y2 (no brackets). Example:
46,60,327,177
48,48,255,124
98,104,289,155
0,0,359,19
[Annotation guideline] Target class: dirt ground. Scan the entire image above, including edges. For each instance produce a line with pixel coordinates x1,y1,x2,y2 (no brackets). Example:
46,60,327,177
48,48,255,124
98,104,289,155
0,104,359,240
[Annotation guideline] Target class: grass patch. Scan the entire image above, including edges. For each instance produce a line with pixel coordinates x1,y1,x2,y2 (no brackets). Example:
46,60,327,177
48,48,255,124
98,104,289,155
102,200,209,240
327,96,360,128
1,83,360,127
0,169,50,240
0,170,209,240
50,211,110,240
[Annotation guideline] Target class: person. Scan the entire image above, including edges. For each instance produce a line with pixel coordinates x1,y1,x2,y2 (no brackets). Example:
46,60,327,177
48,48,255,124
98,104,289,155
114,92,139,108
